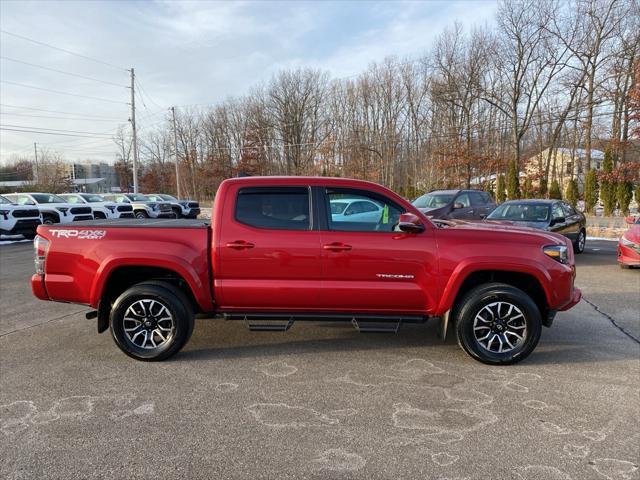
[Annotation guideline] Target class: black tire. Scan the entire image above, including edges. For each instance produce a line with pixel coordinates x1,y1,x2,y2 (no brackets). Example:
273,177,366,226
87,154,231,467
42,214,58,225
109,281,194,361
94,211,107,220
134,210,149,219
454,282,542,365
172,207,182,219
573,229,586,254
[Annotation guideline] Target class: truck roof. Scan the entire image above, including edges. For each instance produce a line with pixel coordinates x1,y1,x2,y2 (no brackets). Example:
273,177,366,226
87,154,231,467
221,176,385,189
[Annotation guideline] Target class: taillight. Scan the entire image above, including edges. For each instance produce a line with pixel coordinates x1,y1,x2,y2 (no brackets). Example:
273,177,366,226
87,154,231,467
34,235,49,275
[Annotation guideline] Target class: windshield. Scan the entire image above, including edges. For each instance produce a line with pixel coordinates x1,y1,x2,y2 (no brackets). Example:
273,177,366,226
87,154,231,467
413,193,454,209
127,194,150,202
160,194,177,201
487,203,550,222
330,202,348,214
31,193,67,204
0,195,11,205
80,194,106,203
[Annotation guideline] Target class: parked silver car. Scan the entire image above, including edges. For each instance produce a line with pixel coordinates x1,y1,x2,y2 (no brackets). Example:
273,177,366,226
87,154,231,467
103,193,173,219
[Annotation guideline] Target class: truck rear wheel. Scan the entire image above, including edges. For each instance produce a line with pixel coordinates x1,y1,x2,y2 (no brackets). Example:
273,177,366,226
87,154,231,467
454,283,542,365
109,281,194,361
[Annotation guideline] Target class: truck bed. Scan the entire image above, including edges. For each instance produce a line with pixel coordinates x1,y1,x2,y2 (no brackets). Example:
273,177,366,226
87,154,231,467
67,218,210,229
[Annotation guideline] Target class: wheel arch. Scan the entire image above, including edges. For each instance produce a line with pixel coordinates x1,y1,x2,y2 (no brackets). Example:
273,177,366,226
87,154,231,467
92,260,210,332
437,263,552,323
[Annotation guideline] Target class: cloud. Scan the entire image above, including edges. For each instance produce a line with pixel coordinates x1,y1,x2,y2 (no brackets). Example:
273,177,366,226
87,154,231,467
0,0,497,163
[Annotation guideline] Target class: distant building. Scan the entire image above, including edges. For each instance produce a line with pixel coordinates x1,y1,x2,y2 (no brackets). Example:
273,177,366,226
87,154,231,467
524,147,605,191
68,162,118,193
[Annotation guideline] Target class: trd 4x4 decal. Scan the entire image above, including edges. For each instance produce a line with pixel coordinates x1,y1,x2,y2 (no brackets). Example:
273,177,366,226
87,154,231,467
48,229,107,240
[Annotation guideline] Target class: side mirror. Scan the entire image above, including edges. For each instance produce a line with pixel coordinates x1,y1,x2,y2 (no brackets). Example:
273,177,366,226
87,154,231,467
550,216,565,226
625,216,637,225
453,202,464,210
480,213,488,220
344,210,353,216
398,213,425,233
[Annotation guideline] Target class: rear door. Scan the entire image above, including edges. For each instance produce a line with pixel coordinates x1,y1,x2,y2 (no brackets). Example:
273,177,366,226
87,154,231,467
470,191,494,219
318,187,438,313
215,185,323,310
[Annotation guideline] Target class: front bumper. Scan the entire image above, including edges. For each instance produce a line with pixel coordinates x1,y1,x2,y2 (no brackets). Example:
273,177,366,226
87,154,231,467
558,287,582,311
118,212,135,218
618,243,640,266
6,218,41,235
184,208,201,218
157,212,175,218
73,215,94,222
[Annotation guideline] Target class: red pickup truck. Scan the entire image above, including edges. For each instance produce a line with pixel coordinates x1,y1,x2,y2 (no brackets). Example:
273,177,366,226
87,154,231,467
31,177,581,364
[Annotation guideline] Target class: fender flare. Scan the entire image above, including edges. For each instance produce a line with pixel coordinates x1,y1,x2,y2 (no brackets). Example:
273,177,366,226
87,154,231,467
89,255,210,311
435,258,553,316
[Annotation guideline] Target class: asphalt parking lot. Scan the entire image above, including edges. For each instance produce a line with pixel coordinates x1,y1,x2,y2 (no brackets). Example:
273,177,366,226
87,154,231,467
1,240,638,480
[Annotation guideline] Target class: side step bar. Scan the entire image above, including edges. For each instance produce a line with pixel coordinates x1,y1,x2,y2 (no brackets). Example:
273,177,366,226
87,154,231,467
223,312,427,334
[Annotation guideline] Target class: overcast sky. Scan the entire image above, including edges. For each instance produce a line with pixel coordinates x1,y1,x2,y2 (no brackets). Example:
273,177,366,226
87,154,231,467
0,0,497,164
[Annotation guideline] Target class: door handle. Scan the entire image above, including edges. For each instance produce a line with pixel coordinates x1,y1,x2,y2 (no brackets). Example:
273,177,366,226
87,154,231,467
323,242,352,252
226,240,255,250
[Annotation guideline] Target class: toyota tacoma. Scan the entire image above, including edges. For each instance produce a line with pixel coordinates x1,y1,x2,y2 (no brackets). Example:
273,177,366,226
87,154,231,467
30,177,581,364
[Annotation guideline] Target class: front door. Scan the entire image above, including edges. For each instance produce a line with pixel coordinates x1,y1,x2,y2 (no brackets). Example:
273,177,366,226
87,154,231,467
449,192,474,219
215,185,323,311
319,187,438,314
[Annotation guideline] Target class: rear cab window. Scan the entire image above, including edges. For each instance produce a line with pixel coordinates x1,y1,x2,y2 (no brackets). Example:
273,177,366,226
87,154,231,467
235,187,310,230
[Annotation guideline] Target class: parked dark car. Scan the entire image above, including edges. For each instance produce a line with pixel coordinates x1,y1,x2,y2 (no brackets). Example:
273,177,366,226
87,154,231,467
412,189,496,220
485,199,586,253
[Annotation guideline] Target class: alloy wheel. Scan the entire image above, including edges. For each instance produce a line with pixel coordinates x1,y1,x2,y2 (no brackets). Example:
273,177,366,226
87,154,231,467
123,299,175,349
472,301,527,353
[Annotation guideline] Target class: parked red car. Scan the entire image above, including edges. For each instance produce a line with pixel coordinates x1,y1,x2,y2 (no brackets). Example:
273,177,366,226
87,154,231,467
618,216,640,268
31,177,581,365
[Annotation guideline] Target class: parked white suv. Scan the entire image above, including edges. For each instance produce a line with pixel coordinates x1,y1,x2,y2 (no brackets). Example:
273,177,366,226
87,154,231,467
146,194,201,219
103,193,173,219
60,193,135,219
4,192,94,225
0,194,42,239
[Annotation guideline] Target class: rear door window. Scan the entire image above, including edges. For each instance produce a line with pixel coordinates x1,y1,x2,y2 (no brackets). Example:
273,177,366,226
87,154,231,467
235,187,310,230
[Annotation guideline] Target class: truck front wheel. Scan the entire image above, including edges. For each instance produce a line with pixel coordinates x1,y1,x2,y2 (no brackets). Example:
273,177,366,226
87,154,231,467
454,283,542,365
109,281,194,361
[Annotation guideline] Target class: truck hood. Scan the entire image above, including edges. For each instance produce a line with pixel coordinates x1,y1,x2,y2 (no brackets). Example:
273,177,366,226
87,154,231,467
35,202,75,209
440,219,566,245
483,219,549,231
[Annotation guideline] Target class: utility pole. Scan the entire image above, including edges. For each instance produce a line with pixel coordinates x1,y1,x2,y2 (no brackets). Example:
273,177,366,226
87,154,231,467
170,106,182,198
33,142,39,184
129,68,139,193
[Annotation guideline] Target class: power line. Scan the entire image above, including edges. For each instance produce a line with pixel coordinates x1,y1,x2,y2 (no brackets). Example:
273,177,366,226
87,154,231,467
1,80,128,105
1,124,114,136
0,112,121,122
0,56,128,88
134,78,164,110
0,29,128,72
0,103,122,120
1,127,114,139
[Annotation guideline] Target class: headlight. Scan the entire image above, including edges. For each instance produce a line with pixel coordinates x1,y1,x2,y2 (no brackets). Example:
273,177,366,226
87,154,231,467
57,207,69,214
620,236,635,248
106,205,116,212
150,203,158,211
543,245,569,264
0,209,9,219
